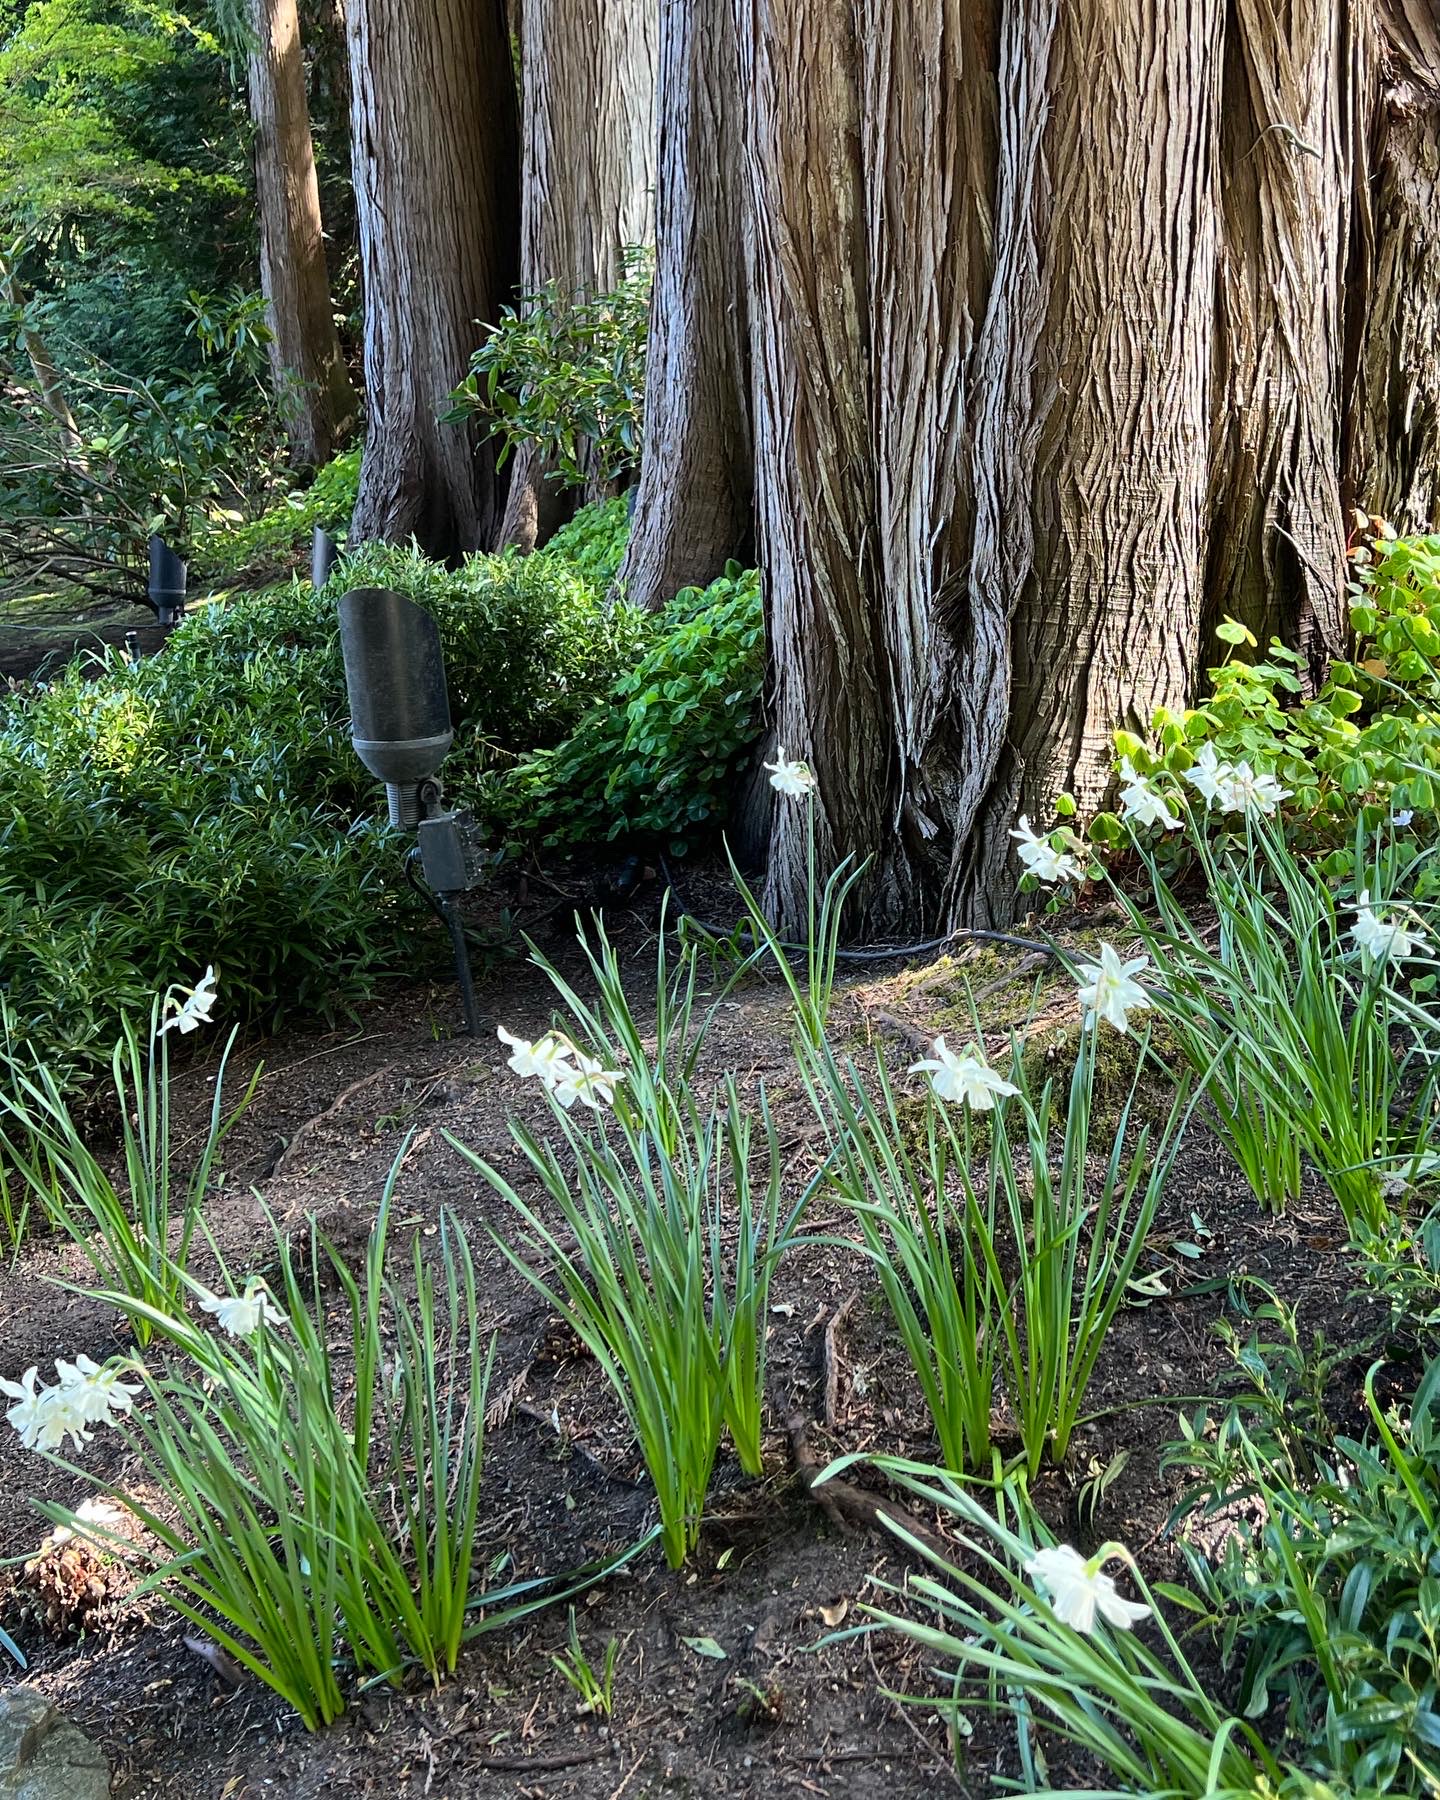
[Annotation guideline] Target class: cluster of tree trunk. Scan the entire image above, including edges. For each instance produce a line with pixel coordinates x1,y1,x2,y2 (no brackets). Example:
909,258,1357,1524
630,0,1440,931
251,0,1440,931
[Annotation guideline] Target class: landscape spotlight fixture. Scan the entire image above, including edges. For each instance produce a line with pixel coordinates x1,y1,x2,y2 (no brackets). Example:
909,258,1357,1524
337,585,486,1036
147,535,187,629
311,526,338,589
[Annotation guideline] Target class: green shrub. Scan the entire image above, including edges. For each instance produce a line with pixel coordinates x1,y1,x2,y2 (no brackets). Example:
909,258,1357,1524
0,599,397,1080
444,250,651,487
0,545,641,1081
328,541,646,764
193,448,361,588
1101,536,1440,864
545,496,631,592
499,562,764,853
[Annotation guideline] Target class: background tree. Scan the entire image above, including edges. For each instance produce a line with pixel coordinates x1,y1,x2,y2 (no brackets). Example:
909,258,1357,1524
245,0,357,467
0,244,79,450
0,0,251,375
345,0,519,555
499,0,657,550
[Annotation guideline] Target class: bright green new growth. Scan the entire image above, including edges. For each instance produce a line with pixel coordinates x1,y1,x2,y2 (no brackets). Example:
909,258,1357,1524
803,1018,1192,1479
1099,537,1440,859
550,1607,619,1717
0,996,257,1319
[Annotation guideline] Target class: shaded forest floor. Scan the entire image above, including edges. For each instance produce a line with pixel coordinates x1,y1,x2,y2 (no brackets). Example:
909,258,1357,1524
0,885,1365,1798
0,586,170,681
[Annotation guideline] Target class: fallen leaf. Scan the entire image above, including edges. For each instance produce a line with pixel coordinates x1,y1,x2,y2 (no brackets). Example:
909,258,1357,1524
818,1598,848,1628
681,1634,727,1660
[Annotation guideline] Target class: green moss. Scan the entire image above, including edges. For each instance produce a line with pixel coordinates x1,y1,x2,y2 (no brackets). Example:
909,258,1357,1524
1019,1015,1181,1139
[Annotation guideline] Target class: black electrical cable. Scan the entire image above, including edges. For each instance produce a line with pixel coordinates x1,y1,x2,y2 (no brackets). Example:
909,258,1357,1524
655,851,1055,964
404,844,449,925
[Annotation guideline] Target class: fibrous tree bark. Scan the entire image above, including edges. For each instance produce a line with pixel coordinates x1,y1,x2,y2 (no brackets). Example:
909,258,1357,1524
952,0,1229,919
346,0,519,556
741,0,1440,932
1352,0,1440,532
500,0,657,550
618,0,753,610
1204,0,1362,673
737,0,999,930
248,0,357,468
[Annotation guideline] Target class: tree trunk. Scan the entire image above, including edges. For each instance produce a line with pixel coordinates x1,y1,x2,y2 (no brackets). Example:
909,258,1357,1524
249,0,357,469
633,0,1440,933
956,0,1228,927
346,0,519,556
618,0,753,610
737,0,1000,932
499,0,657,551
1350,0,1440,532
1202,0,1362,672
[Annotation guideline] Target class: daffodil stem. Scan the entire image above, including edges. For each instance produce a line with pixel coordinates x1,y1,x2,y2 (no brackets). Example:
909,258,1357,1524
806,797,817,1031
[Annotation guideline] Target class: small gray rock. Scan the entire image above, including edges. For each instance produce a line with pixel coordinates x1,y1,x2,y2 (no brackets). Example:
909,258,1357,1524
0,1687,110,1799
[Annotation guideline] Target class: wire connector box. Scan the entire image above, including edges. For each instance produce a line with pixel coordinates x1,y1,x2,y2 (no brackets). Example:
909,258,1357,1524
417,809,486,894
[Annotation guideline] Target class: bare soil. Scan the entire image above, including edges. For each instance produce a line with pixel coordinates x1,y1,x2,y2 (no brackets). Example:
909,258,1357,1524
0,886,1368,1799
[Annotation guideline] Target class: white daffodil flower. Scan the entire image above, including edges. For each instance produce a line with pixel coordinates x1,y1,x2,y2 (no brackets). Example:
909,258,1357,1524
552,1052,624,1111
30,1385,95,1455
51,1497,127,1549
908,1036,1019,1111
1,1366,51,1450
199,1277,284,1338
161,965,218,1036
498,1026,577,1089
1026,1543,1151,1634
1076,944,1152,1035
1010,815,1084,885
1117,758,1182,832
54,1355,142,1426
764,748,818,801
1214,761,1289,817
1181,743,1230,808
1349,891,1428,966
